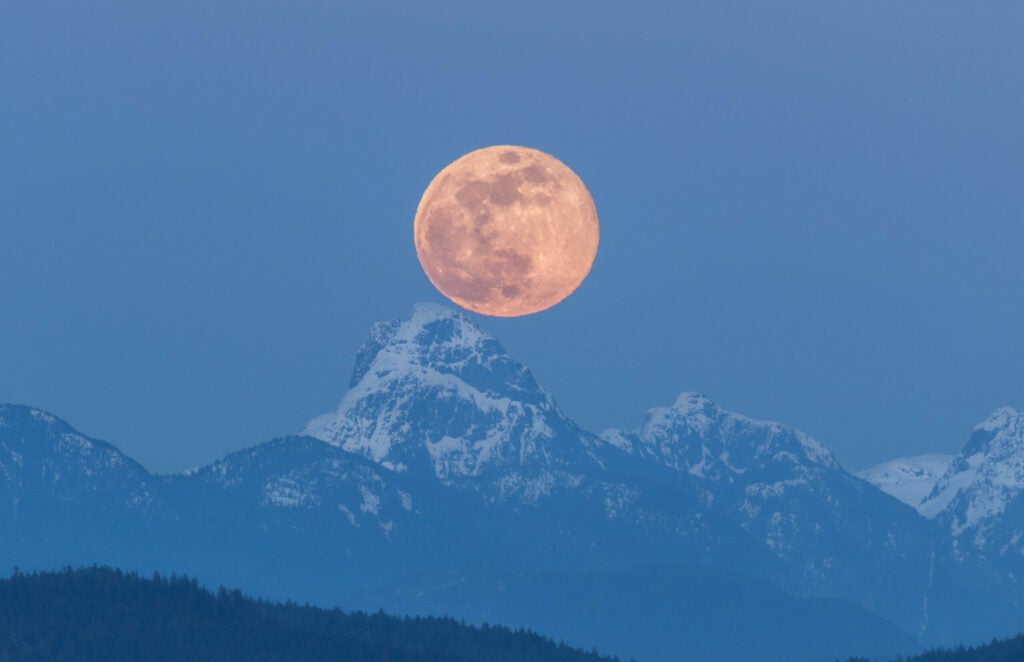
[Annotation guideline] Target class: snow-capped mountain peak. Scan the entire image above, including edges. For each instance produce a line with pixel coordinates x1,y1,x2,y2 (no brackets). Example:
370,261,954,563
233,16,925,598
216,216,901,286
601,392,839,479
856,454,955,512
343,304,533,394
917,407,1024,549
304,305,598,492
980,407,1021,432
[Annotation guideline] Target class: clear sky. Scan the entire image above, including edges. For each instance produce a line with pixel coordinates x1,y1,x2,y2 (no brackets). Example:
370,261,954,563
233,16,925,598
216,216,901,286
2,2,1021,474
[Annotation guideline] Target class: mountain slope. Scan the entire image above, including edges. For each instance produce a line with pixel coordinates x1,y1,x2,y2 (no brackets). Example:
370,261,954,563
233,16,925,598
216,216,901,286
858,455,955,512
352,564,920,662
304,304,602,504
298,306,778,576
300,307,938,632
600,392,944,635
2,306,1022,653
0,404,157,513
0,404,168,567
845,409,1024,643
918,408,1024,561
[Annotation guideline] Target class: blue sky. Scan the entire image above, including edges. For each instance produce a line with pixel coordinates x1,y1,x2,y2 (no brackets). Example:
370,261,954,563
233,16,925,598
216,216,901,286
2,1,1021,473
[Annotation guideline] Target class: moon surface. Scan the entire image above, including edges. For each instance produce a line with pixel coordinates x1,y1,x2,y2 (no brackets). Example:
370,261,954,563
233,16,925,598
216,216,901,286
414,145,599,317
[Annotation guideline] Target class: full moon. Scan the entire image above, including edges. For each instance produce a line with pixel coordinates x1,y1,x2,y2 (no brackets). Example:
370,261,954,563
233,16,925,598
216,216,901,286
414,145,599,317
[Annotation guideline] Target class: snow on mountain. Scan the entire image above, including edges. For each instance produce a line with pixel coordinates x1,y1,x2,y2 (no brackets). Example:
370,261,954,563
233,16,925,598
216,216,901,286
601,392,840,481
180,435,415,535
1,308,1012,644
918,407,1024,554
596,389,952,643
0,404,158,515
857,455,955,512
304,304,601,502
599,393,936,573
301,300,932,587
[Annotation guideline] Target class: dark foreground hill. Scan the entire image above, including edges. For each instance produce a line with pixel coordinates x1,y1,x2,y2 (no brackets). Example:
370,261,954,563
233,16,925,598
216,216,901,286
847,633,1024,662
0,567,619,662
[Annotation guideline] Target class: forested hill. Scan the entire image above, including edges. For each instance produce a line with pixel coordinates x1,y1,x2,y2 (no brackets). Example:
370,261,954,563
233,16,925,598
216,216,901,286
847,633,1024,662
0,567,622,662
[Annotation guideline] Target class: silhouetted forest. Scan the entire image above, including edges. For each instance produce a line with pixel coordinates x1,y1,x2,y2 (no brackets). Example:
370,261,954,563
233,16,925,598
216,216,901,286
0,567,621,661
846,633,1024,662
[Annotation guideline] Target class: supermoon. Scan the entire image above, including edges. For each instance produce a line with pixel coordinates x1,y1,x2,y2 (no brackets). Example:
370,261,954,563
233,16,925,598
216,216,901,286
414,145,599,317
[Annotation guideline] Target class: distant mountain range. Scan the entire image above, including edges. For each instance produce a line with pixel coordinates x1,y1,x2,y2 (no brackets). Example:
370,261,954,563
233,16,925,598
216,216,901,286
2,304,1023,661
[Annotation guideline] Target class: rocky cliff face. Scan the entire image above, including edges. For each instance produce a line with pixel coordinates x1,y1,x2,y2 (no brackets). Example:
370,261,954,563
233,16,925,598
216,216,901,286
303,304,602,504
917,408,1024,560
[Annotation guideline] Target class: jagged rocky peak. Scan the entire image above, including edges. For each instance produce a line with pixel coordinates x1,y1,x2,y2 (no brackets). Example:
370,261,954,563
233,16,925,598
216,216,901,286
304,304,597,483
960,407,1024,458
345,303,543,402
639,392,725,440
601,392,839,479
919,406,1024,524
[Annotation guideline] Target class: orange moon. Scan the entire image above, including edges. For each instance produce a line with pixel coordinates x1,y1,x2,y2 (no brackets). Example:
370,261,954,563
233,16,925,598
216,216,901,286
413,145,599,317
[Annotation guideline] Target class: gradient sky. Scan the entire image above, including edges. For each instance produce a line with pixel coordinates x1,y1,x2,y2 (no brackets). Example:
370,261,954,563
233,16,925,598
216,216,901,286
2,2,1021,474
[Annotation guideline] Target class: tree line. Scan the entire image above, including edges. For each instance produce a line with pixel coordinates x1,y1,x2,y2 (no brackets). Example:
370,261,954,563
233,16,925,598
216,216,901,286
0,567,623,662
845,632,1024,662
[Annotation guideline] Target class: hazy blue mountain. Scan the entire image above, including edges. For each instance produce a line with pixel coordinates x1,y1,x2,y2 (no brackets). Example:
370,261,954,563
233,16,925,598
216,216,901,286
351,564,920,662
0,404,156,513
598,391,945,634
3,305,1024,658
0,404,171,567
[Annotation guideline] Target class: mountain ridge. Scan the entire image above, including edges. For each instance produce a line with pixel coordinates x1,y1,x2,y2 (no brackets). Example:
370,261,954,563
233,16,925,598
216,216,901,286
3,305,1024,658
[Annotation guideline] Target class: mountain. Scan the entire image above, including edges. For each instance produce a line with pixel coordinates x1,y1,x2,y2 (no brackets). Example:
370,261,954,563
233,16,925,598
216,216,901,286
854,409,1024,642
0,404,170,567
600,392,942,635
0,409,919,662
299,306,941,636
299,304,772,576
296,306,975,641
352,564,920,662
858,455,955,512
0,404,157,513
0,567,615,662
303,303,603,501
918,408,1024,561
2,305,1023,657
